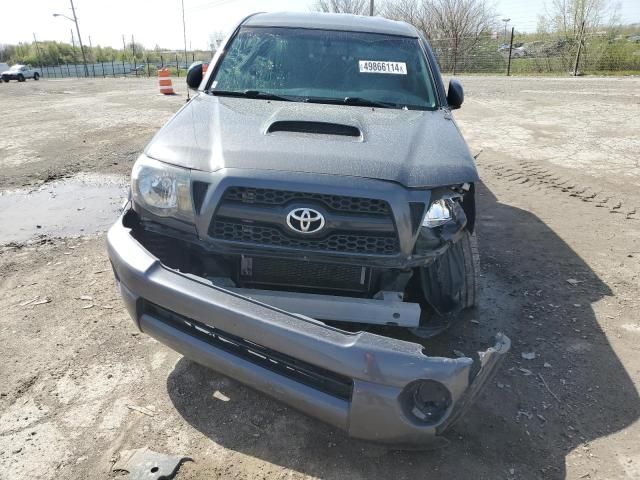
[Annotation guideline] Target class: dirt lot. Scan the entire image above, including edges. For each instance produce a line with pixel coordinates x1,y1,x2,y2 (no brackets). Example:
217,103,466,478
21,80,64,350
0,76,639,480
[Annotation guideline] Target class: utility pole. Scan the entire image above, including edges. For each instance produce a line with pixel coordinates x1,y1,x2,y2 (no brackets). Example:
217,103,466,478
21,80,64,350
71,29,77,58
573,20,586,76
69,0,89,76
501,18,511,43
71,29,79,78
132,34,137,76
181,0,188,70
122,34,127,73
182,0,189,100
506,26,514,76
33,33,44,69
369,0,374,16
88,35,96,77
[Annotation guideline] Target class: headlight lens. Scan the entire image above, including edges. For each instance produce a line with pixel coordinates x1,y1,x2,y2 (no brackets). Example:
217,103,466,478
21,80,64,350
422,199,453,228
131,155,194,221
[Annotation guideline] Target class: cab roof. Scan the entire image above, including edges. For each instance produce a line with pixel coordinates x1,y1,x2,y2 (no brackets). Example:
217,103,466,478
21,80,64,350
243,11,419,38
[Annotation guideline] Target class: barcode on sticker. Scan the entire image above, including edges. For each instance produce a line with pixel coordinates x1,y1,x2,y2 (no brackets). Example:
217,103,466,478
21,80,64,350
359,61,407,75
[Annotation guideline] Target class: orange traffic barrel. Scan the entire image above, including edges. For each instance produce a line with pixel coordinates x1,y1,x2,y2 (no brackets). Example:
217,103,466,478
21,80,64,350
158,68,175,95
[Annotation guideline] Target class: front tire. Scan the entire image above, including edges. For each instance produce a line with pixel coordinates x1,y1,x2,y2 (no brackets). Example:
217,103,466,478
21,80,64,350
1,77,9,83
33,73,40,80
420,230,480,315
459,230,480,309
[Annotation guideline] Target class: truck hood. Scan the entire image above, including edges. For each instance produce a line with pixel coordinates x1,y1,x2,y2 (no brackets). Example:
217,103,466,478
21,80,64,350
145,94,478,188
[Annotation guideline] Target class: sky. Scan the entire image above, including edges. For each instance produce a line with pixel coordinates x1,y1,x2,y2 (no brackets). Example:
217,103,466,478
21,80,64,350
1,0,639,51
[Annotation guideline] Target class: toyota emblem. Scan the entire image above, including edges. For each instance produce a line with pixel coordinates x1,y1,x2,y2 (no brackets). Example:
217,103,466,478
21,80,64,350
286,207,325,234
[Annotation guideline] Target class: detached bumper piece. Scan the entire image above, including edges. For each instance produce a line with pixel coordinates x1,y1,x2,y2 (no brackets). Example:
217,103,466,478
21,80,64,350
145,302,354,400
108,214,510,445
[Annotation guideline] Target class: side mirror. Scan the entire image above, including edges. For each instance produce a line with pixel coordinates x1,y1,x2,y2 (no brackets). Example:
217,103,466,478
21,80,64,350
446,79,464,109
186,62,204,90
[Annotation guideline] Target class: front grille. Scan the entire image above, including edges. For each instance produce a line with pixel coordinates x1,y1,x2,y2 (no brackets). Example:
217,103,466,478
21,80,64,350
145,302,353,400
211,221,398,255
209,187,399,255
239,256,370,293
222,187,391,215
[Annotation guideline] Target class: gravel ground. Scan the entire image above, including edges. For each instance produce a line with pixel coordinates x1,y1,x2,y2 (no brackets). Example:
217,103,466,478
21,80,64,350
0,77,639,480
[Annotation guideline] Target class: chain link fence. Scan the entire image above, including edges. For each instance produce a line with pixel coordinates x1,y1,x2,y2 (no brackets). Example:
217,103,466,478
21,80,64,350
429,28,640,75
36,53,211,79
30,28,640,79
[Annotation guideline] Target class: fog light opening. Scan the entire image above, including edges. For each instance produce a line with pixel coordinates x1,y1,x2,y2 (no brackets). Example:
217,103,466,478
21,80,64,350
401,380,452,426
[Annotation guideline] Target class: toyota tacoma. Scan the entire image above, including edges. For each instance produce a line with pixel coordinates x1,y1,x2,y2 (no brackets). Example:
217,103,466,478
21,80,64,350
107,12,510,446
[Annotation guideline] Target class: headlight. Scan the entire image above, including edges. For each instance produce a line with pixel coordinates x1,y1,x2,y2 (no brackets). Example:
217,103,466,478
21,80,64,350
422,199,453,228
131,154,194,221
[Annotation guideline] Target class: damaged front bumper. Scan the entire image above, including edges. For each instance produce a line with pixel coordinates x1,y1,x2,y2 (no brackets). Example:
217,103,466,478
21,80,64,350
107,214,510,446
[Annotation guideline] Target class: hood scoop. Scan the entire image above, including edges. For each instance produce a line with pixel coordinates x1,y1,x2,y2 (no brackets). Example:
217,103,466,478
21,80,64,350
267,120,362,138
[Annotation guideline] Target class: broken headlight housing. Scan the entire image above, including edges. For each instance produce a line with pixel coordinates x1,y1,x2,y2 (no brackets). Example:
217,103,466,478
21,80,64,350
131,154,194,222
422,199,454,228
415,192,468,253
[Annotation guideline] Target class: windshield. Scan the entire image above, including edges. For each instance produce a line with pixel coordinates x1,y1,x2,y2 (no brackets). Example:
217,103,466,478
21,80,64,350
210,27,437,110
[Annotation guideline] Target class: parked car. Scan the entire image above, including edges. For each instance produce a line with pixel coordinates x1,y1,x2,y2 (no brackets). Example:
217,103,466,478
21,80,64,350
1,64,41,82
107,11,510,446
128,65,147,74
511,46,527,58
497,44,527,58
156,62,189,70
0,63,9,79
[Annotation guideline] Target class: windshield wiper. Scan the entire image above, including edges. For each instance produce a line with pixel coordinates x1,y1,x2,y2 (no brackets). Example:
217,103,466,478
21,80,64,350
304,96,402,109
344,97,402,109
210,89,295,102
210,91,404,108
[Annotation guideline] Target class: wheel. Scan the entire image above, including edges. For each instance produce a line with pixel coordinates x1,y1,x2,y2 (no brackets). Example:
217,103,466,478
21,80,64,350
460,230,480,309
419,229,480,315
17,74,25,82
33,73,40,80
2,77,8,83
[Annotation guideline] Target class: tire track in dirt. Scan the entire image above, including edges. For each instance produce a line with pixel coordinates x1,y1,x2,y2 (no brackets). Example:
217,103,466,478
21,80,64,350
479,157,638,220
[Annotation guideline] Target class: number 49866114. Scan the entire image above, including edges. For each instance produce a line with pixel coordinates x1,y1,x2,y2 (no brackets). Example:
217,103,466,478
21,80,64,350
358,61,407,75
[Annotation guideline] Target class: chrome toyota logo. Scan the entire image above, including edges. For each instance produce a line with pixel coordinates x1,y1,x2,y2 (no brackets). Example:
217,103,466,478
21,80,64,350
286,207,325,234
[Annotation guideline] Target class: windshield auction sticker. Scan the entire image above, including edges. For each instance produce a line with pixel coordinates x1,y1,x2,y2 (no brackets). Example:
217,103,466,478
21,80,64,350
358,61,407,75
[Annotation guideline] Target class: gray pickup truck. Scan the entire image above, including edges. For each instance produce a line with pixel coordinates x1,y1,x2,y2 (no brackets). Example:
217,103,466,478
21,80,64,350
1,64,41,82
107,11,510,446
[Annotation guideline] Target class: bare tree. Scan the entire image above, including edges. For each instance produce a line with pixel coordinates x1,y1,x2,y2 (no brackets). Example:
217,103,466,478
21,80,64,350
383,0,496,73
430,0,495,72
383,0,429,31
539,0,619,39
314,0,372,15
536,0,620,72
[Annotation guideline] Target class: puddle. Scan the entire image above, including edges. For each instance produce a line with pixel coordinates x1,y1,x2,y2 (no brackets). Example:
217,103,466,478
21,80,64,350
0,173,128,245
